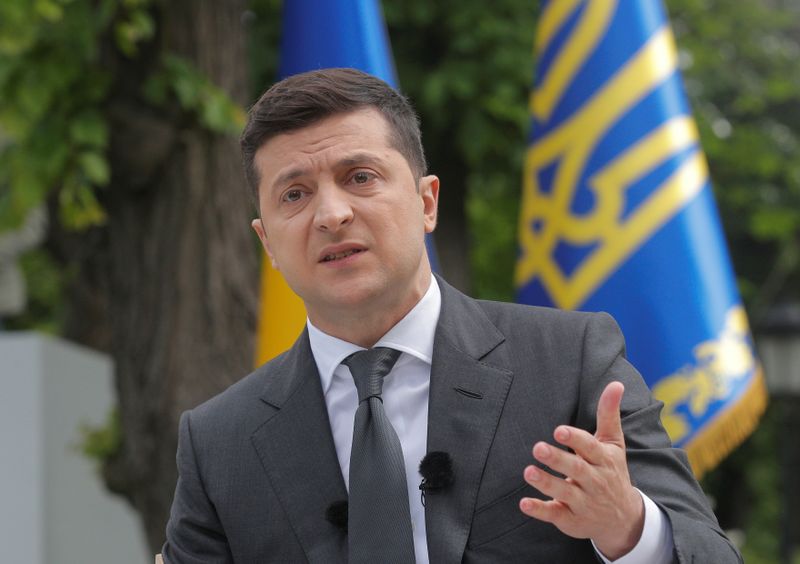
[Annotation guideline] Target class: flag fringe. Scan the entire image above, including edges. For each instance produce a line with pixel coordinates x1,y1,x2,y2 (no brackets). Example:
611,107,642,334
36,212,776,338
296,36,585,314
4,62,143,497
685,367,768,479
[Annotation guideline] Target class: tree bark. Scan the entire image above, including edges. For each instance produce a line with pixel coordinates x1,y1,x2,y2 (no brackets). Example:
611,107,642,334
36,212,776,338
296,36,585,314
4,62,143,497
57,0,257,552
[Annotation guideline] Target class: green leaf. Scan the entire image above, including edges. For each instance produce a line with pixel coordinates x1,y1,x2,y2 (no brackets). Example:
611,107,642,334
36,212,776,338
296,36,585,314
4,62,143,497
200,93,232,131
167,57,202,108
10,159,49,207
142,71,169,105
0,2,38,55
59,173,107,230
750,207,799,241
148,53,245,135
78,150,110,185
114,8,155,57
199,91,245,134
79,408,122,463
34,0,64,21
69,112,109,148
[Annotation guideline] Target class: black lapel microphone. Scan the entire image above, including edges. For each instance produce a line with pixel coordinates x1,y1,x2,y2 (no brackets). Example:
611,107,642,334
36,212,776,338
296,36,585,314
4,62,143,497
418,451,455,506
325,499,348,532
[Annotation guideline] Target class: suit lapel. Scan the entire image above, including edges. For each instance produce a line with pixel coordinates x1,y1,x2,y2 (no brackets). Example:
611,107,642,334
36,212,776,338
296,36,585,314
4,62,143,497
425,278,514,564
251,330,348,563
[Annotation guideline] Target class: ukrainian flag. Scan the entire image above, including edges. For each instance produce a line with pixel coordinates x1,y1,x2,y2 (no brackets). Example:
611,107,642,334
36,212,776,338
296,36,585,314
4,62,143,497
255,0,438,364
515,0,767,477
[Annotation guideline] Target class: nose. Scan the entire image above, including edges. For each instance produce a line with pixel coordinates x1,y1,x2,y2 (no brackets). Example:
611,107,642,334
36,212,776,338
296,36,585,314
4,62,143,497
312,184,354,232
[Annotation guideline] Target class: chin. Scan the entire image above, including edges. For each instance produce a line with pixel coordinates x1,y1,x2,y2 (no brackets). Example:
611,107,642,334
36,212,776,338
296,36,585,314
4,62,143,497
325,277,391,308
332,286,384,307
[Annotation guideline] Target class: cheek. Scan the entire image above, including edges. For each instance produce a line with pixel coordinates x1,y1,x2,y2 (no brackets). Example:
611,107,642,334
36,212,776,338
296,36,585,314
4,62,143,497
381,217,427,260
277,224,314,263
393,203,427,234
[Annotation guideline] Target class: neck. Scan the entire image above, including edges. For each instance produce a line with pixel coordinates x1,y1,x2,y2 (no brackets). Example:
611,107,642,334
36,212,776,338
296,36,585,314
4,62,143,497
309,271,432,348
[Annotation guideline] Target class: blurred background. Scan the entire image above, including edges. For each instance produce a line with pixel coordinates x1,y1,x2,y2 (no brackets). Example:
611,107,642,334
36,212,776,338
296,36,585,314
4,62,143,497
1,0,798,562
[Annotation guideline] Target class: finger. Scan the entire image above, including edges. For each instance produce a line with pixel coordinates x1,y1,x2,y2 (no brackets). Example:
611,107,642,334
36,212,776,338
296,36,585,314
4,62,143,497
523,464,582,506
519,496,572,524
595,381,625,444
552,426,605,466
532,441,592,484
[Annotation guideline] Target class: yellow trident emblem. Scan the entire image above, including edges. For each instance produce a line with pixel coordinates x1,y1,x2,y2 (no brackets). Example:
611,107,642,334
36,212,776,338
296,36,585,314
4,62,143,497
515,1,709,310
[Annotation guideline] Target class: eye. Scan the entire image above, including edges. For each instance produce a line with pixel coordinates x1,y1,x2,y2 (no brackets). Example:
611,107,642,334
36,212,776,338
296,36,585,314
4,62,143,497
282,188,304,203
350,171,376,185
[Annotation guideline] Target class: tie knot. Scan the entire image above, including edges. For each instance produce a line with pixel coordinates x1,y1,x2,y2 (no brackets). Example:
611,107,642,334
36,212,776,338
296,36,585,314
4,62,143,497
343,347,401,403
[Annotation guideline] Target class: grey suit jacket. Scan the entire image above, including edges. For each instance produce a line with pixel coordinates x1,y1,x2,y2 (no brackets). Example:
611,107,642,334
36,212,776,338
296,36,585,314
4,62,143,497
163,278,742,563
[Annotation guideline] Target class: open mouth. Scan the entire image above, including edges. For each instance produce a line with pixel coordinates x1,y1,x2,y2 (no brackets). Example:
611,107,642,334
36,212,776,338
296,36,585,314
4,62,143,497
321,249,364,262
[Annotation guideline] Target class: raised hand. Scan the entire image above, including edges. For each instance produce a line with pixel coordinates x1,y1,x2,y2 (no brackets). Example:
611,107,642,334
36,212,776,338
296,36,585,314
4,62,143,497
519,381,645,560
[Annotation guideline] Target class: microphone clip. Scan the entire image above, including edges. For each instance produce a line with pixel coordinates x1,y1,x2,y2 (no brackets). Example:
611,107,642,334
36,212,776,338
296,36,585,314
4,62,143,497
418,451,454,507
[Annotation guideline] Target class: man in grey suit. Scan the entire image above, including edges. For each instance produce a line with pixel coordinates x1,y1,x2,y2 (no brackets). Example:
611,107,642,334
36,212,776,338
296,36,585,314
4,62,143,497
163,68,742,563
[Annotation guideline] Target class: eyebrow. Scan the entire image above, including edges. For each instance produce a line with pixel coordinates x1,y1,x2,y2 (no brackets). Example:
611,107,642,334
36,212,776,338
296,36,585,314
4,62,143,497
272,168,308,191
270,153,387,191
336,152,386,169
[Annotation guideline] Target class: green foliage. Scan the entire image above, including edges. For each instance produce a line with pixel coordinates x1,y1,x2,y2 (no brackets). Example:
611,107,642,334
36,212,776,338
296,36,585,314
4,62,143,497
0,0,124,231
114,2,155,57
3,248,66,333
144,54,246,135
79,408,123,464
701,402,781,562
0,0,244,234
668,0,800,307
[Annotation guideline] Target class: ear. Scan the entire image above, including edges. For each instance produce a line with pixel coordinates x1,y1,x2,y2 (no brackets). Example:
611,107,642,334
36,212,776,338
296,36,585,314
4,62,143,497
251,218,280,270
419,175,439,234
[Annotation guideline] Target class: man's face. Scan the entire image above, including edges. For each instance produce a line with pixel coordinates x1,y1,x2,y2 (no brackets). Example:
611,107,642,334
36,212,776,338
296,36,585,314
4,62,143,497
251,108,439,324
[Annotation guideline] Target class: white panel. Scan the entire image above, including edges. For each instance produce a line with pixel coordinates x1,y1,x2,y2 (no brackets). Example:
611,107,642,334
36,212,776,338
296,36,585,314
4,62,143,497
0,333,44,564
0,333,149,564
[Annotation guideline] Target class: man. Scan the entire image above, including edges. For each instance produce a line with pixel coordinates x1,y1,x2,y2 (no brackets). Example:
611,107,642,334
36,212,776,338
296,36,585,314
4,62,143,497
163,68,741,563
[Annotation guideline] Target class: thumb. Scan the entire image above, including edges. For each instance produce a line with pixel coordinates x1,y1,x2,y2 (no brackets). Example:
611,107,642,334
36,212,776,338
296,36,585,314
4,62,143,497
595,381,625,445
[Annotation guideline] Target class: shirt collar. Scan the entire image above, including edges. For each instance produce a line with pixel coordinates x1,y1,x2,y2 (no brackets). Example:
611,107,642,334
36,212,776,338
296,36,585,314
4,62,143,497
307,275,442,395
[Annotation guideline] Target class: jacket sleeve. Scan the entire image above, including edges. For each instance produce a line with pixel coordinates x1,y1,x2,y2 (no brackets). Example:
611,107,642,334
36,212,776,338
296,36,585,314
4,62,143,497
162,410,233,564
577,312,743,564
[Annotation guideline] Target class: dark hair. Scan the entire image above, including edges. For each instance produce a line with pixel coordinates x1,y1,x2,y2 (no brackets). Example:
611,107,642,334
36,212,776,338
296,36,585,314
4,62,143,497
240,68,427,208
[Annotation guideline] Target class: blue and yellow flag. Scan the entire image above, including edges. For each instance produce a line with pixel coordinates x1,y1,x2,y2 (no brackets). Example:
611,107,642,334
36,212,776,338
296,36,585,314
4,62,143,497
256,0,438,364
515,0,767,477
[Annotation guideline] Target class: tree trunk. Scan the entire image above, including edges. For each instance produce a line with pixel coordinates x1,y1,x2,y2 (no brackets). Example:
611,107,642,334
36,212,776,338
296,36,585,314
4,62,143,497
57,0,257,552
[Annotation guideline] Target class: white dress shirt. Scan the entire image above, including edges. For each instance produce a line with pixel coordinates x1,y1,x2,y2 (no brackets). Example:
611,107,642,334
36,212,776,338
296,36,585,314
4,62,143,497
307,275,673,563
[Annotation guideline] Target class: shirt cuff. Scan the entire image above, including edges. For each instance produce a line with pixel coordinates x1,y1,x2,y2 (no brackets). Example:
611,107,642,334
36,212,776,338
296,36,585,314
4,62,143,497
592,488,674,564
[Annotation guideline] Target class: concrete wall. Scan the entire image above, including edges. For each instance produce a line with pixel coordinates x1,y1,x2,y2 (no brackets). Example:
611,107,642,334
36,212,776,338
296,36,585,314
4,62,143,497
0,332,149,564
